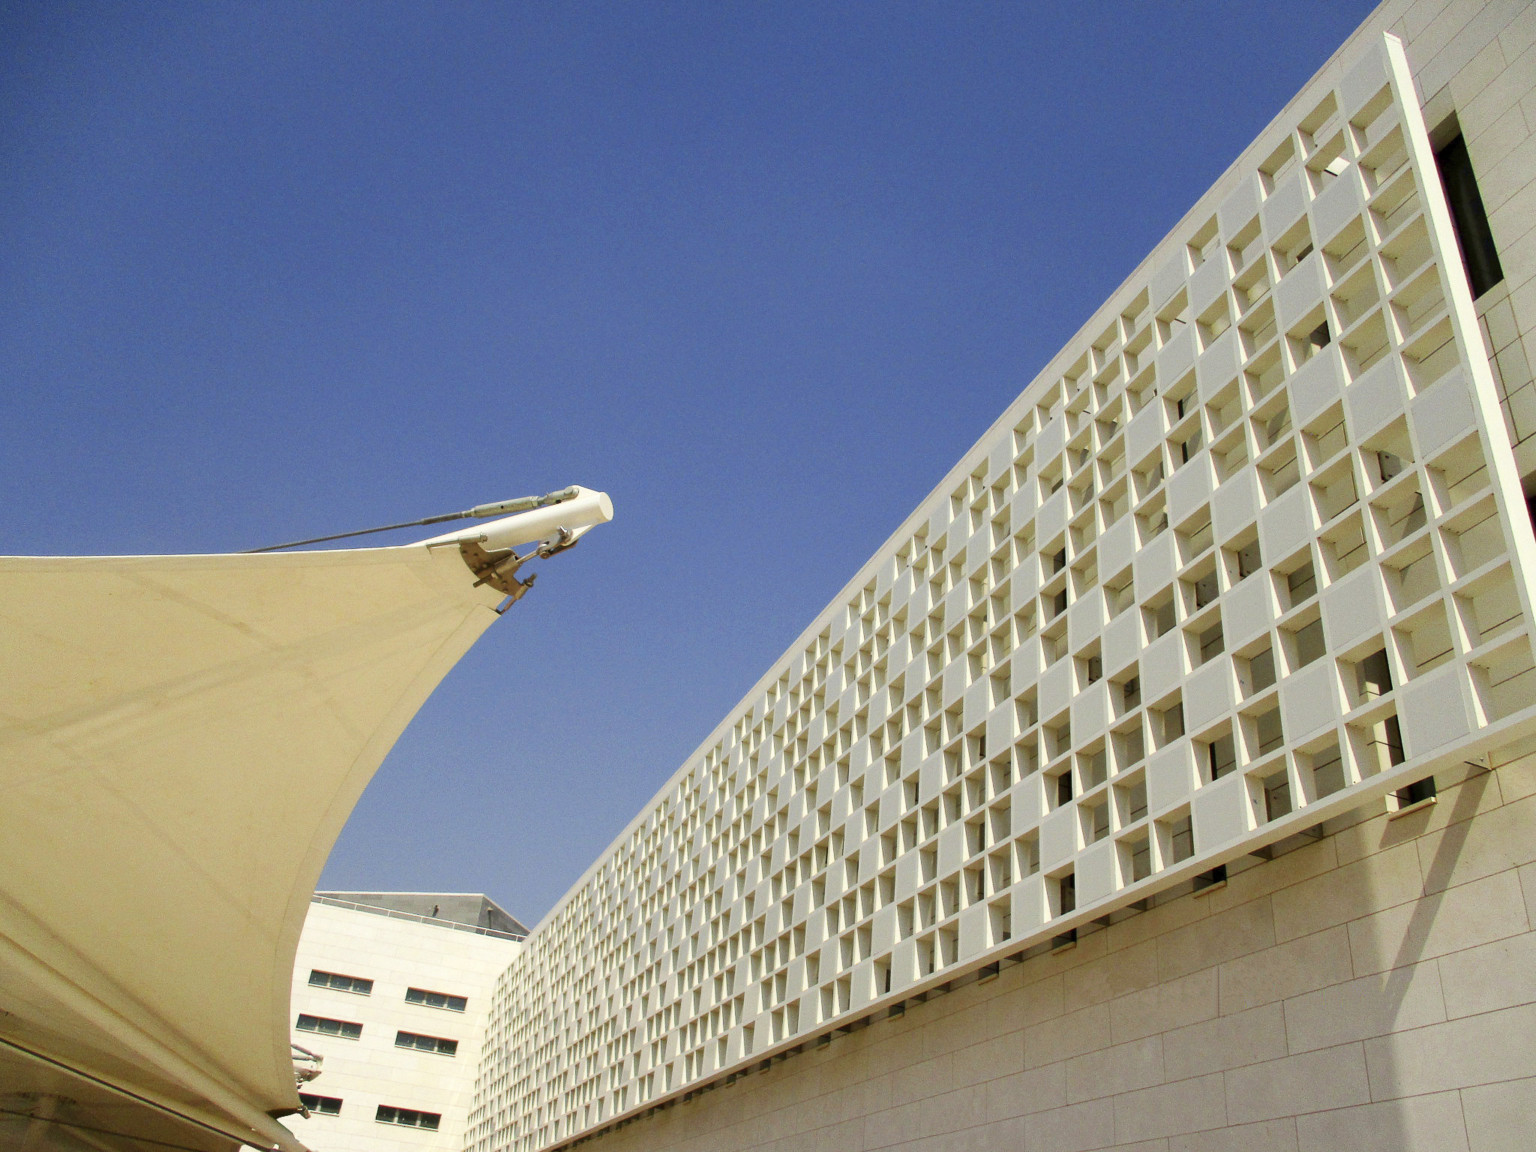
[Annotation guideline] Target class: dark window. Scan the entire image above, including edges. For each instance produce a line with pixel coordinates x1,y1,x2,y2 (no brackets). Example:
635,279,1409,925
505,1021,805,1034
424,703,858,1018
405,987,468,1012
1057,873,1076,915
1263,772,1292,821
1435,134,1503,298
1383,715,1407,766
1249,646,1277,692
299,1093,342,1116
376,1106,441,1130
1169,815,1195,862
1397,775,1437,807
1285,561,1318,606
295,1014,362,1040
1357,650,1393,699
395,1030,459,1056
1129,836,1151,881
1235,541,1261,579
308,970,373,995
1194,863,1228,891
1206,734,1236,780
1159,702,1186,742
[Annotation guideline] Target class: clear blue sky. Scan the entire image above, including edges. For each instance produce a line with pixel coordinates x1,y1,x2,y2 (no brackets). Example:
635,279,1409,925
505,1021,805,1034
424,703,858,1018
2,1,1379,924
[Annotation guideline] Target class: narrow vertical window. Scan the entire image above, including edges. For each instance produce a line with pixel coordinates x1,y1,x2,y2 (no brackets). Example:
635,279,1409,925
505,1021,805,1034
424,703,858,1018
1434,133,1503,299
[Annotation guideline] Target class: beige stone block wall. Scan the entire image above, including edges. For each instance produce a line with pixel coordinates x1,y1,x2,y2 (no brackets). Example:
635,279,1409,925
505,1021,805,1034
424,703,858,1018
1400,0,1536,474
569,751,1535,1151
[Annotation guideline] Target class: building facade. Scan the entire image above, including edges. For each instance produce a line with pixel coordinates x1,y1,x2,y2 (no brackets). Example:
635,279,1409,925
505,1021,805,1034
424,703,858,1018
469,2,1536,1149
280,894,523,1152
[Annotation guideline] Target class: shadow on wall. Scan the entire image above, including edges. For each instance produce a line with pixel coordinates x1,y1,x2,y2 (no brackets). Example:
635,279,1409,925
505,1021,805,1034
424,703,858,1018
1346,762,1491,1149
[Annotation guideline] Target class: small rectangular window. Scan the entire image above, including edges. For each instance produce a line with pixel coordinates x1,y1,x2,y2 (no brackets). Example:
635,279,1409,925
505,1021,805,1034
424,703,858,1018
1262,771,1292,821
395,1030,459,1057
1235,540,1261,579
1357,649,1393,699
1056,872,1076,915
405,987,468,1012
376,1106,441,1130
1167,815,1194,862
1197,622,1225,664
1248,645,1277,692
298,1093,342,1116
1205,733,1237,780
308,970,373,995
295,1014,362,1040
1157,701,1185,743
1254,707,1284,756
1128,835,1152,881
1193,571,1218,609
1194,863,1228,891
1121,676,1141,709
1145,593,1176,639
1284,561,1317,607
1290,618,1326,668
1396,776,1436,806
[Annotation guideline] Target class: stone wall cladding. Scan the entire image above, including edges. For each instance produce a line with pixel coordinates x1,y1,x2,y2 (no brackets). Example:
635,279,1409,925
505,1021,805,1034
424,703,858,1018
569,749,1536,1152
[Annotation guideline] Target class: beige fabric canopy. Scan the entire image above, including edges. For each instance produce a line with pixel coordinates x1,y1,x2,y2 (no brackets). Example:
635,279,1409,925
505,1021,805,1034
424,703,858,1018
0,541,510,1152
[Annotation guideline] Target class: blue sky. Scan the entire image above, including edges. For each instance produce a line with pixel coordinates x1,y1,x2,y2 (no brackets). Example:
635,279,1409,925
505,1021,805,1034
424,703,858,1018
2,1,1378,923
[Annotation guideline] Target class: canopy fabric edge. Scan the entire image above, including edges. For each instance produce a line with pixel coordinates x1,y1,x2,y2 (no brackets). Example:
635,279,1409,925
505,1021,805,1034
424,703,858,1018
0,542,509,1151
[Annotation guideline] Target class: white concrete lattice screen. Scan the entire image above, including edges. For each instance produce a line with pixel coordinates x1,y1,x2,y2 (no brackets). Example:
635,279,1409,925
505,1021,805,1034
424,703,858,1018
467,33,1536,1152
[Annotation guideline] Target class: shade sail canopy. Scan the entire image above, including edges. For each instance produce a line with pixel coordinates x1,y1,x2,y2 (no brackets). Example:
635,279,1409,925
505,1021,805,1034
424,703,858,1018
0,539,518,1151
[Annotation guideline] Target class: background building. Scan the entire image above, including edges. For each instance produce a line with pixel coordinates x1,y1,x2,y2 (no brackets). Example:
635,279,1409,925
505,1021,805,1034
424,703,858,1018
468,2,1536,1150
280,894,523,1152
0,535,521,1152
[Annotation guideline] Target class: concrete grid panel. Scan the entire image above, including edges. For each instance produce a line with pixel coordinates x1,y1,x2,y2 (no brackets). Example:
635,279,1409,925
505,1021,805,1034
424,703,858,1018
467,26,1536,1152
